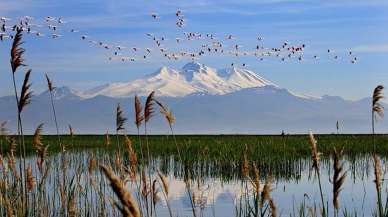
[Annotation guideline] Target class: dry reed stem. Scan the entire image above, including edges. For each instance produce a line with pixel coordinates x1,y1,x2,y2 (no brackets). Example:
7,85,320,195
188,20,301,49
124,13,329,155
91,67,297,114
32,123,44,151
309,132,320,170
332,148,346,210
26,164,35,191
134,95,144,128
100,164,140,217
152,179,159,206
260,176,272,208
105,131,111,146
241,145,249,178
116,103,127,132
157,170,169,197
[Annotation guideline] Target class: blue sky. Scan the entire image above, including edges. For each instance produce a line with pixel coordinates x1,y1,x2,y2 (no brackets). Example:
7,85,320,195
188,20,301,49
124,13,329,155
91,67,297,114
0,0,388,100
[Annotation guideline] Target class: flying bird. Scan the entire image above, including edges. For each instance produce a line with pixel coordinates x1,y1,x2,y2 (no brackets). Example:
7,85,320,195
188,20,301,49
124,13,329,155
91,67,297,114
0,17,11,22
151,13,160,19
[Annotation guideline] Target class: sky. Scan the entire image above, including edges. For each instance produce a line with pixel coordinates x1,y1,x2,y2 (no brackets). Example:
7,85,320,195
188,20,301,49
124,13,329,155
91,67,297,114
0,0,388,100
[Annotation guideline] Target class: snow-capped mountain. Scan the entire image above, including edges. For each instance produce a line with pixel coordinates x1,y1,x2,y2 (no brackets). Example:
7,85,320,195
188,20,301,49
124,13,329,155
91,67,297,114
38,86,82,100
80,62,275,98
0,62,386,134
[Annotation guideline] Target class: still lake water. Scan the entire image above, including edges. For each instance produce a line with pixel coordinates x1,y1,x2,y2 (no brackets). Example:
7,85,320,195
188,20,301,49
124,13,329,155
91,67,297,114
20,151,386,217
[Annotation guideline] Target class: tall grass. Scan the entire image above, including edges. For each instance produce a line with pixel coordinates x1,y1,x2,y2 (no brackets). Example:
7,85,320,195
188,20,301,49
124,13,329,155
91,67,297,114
9,27,34,213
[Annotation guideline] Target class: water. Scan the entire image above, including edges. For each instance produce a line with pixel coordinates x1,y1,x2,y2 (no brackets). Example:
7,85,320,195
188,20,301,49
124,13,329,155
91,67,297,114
9,151,387,217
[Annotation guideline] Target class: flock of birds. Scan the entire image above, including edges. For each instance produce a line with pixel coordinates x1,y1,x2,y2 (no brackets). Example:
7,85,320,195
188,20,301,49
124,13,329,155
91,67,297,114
0,11,359,67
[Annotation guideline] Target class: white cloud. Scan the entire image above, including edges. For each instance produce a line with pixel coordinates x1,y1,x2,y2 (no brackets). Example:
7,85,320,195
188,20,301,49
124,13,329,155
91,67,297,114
353,44,388,53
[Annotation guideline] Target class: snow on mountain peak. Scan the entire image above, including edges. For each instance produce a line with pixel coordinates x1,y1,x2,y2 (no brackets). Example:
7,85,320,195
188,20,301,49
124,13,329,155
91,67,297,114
39,86,82,100
81,62,278,98
180,62,218,81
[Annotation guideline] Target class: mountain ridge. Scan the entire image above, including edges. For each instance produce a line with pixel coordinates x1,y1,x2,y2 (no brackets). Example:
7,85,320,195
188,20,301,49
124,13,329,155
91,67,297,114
0,84,385,134
0,62,385,134
75,62,277,98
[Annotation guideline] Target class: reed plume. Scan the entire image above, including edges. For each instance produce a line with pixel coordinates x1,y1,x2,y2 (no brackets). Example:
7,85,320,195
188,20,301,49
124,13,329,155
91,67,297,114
88,157,97,173
373,154,382,192
32,123,44,151
100,165,140,217
45,73,54,92
7,138,19,181
155,99,182,163
373,85,385,120
372,85,384,152
141,169,148,199
269,198,278,217
69,124,74,146
37,145,48,174
260,176,272,208
241,145,249,178
308,132,326,217
0,155,3,170
2,193,14,217
10,28,25,74
309,132,320,170
4,137,19,180
124,135,137,178
144,91,155,124
373,154,383,217
332,148,346,211
252,163,260,195
26,164,35,191
152,179,160,207
116,103,127,132
155,100,175,126
115,103,127,156
18,69,32,113
134,95,144,129
114,152,121,169
67,192,77,217
32,123,48,174
134,95,145,162
260,176,277,217
68,125,74,137
105,131,111,146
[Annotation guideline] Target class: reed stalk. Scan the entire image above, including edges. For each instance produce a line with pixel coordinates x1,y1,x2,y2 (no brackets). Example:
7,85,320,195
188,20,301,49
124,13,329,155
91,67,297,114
332,148,346,216
372,85,384,152
308,132,326,217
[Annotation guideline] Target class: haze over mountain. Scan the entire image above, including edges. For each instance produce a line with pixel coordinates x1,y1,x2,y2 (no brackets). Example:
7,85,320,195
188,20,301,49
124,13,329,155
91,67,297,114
0,62,386,134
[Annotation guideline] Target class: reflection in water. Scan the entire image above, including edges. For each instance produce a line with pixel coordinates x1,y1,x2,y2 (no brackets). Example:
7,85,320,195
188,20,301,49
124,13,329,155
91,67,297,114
12,151,387,216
